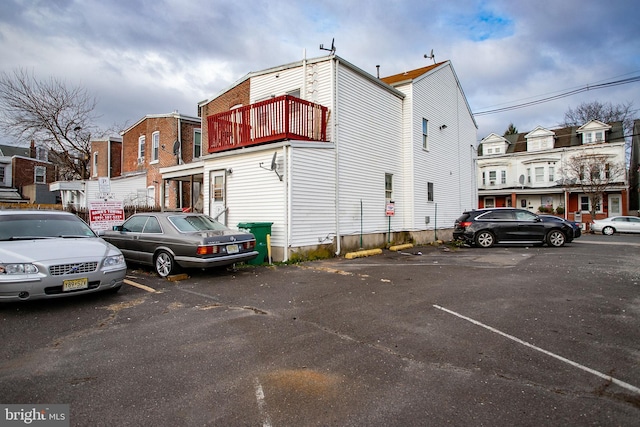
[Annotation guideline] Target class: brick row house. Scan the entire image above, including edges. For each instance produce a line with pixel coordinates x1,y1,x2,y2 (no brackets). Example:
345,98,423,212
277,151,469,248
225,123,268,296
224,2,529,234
162,54,477,261
52,112,201,210
0,142,57,204
477,120,628,227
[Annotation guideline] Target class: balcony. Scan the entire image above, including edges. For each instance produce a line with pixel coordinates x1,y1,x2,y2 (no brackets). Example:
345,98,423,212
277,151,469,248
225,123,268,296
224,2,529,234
207,95,329,154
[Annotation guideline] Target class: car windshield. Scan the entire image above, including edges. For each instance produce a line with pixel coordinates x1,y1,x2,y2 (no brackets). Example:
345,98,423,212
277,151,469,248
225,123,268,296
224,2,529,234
0,213,96,241
168,215,229,232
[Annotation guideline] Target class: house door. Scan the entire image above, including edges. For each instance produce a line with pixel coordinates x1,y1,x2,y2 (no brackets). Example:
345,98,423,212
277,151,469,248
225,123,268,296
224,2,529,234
209,170,227,225
608,194,621,217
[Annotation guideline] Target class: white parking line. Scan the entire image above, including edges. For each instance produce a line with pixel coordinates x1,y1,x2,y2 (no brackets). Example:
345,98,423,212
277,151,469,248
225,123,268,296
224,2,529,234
254,378,272,427
433,304,640,395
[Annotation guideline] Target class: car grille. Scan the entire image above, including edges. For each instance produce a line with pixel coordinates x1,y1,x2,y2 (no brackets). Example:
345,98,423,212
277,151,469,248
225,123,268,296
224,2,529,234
49,262,98,276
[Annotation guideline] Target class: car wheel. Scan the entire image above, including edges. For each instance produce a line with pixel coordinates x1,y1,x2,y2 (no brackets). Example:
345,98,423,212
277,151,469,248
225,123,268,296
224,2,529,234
155,250,177,278
475,231,495,248
546,230,566,247
602,226,615,236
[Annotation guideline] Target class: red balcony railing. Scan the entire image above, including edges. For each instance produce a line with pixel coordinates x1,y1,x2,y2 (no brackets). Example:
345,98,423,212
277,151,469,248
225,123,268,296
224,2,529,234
207,95,328,153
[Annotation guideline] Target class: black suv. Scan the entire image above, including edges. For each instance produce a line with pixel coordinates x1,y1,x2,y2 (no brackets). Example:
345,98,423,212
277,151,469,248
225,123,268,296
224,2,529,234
453,208,573,248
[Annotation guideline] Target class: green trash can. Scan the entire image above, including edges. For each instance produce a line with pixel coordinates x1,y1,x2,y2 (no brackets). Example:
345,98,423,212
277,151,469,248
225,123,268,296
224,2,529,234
237,222,273,265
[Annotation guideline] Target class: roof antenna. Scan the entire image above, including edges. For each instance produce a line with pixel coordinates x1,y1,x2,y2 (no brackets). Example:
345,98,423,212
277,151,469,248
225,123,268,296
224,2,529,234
424,49,435,64
320,38,336,54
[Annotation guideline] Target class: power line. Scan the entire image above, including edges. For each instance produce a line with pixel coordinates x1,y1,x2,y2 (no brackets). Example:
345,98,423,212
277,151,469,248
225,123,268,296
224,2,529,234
473,76,640,116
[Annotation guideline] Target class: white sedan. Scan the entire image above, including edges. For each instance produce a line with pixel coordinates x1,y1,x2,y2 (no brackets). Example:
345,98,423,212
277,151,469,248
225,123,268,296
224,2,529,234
591,216,640,235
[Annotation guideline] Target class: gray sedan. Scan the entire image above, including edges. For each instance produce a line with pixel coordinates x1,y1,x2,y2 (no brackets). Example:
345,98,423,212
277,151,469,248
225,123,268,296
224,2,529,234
0,210,127,302
102,212,259,277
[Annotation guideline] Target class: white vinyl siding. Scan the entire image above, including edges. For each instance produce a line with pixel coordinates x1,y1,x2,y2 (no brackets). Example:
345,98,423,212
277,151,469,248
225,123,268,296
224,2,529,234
334,63,404,236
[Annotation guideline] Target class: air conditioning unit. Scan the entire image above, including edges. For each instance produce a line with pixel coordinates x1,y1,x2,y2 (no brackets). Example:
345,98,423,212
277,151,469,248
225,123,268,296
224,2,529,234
137,157,144,165
489,181,495,186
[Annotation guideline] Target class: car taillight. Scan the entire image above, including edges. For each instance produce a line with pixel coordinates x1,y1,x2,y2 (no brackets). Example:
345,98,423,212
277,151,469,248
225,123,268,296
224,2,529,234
197,245,220,255
459,221,472,228
244,241,256,250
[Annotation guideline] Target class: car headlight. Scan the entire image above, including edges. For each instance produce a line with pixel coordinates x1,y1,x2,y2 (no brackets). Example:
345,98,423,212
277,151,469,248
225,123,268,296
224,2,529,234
0,263,39,274
103,254,126,269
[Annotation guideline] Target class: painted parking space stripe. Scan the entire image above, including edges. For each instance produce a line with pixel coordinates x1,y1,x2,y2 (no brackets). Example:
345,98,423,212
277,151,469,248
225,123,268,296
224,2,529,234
254,378,272,427
124,278,158,293
433,304,640,395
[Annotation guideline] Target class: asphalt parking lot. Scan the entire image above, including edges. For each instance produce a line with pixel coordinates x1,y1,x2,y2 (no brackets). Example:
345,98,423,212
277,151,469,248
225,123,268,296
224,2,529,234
1,233,639,426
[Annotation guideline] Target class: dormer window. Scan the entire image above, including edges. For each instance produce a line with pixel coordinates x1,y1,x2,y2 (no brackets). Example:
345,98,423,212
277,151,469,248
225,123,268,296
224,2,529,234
577,120,610,145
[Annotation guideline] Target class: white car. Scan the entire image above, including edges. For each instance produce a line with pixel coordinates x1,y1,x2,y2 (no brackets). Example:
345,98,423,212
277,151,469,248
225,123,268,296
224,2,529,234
0,210,127,302
591,216,640,235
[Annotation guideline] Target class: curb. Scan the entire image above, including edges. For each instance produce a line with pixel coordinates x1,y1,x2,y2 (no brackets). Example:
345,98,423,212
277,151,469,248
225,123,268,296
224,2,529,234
389,243,414,252
344,248,383,259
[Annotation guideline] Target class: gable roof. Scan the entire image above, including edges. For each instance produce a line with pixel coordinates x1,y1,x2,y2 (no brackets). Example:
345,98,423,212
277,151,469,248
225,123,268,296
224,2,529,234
380,62,444,85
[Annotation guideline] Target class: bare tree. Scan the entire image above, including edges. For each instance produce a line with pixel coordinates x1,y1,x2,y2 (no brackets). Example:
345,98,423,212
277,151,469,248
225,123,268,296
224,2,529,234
0,68,104,180
564,100,634,134
559,152,626,222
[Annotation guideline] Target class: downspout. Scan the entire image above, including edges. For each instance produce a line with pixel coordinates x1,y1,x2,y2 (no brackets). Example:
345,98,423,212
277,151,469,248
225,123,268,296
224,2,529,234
285,145,291,262
107,138,111,179
333,56,341,256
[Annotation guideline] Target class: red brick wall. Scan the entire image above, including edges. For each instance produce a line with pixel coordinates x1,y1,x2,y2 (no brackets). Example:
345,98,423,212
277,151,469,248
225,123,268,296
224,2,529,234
200,79,250,155
12,157,56,190
121,115,201,209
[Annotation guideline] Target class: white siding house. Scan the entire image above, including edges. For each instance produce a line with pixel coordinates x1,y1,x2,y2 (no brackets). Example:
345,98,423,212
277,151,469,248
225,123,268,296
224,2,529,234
197,54,477,261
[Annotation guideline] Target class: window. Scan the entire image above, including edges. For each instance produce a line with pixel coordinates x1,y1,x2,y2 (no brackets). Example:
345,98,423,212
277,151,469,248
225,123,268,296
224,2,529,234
152,131,160,162
482,171,486,186
595,131,604,142
93,152,98,177
489,170,496,184
580,195,601,212
579,165,585,181
422,119,429,150
0,166,5,183
213,175,224,202
535,167,544,182
549,166,554,182
501,170,506,184
484,197,495,208
34,166,46,184
527,168,531,183
427,182,434,202
604,163,610,179
385,173,393,202
194,129,202,158
486,148,493,154
495,147,501,154
138,136,145,160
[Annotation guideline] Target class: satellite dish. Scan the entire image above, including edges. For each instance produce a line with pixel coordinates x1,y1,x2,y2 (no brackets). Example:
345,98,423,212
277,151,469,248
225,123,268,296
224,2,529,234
519,175,525,185
172,140,180,155
270,152,277,171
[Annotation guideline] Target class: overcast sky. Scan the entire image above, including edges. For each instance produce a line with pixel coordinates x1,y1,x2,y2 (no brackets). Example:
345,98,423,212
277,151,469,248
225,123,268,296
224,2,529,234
1,0,638,145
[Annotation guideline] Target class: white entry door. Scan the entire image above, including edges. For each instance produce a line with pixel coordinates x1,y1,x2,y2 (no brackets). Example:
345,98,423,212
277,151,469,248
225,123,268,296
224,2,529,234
608,194,622,217
209,170,226,225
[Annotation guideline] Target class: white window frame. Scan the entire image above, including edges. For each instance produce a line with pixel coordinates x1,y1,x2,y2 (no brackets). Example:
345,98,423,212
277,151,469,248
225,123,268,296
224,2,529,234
138,136,146,161
422,118,429,151
151,131,160,163
93,152,98,177
484,197,495,208
34,166,46,184
501,170,506,184
385,173,393,202
427,182,434,202
194,129,202,158
535,167,544,182
0,165,5,184
549,166,555,182
580,195,602,213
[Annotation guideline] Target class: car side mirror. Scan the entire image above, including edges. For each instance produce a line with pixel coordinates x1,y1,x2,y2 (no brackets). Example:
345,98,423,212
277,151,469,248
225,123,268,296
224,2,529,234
113,225,123,231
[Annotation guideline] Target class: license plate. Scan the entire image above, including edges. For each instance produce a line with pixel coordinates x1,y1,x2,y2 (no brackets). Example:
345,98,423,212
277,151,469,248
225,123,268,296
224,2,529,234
226,244,239,254
63,278,88,292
